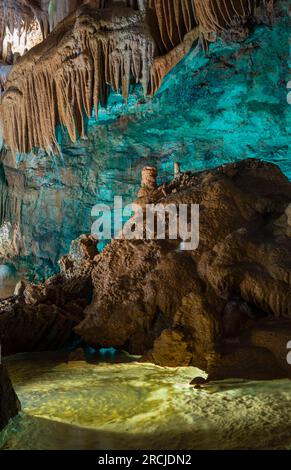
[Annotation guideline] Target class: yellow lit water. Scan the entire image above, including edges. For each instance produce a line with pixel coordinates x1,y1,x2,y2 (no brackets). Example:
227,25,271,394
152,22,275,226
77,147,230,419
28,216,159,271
1,351,291,450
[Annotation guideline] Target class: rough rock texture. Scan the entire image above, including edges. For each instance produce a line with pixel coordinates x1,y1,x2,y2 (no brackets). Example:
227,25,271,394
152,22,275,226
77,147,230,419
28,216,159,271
0,0,274,153
75,159,291,379
0,0,49,59
1,159,290,380
0,146,103,280
0,4,287,280
0,234,97,356
0,364,20,431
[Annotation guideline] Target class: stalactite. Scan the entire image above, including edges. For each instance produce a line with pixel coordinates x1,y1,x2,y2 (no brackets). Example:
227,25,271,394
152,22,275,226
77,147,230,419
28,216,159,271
150,26,200,94
147,0,198,53
193,0,253,36
0,0,274,154
0,1,49,60
0,4,157,153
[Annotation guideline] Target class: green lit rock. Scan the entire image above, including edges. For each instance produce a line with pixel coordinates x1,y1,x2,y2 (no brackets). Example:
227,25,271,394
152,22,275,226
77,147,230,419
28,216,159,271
0,2,289,280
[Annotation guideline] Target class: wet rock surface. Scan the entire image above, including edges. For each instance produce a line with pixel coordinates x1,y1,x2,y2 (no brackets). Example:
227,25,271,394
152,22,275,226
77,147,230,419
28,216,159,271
76,159,291,379
1,159,291,381
0,235,97,356
0,4,288,281
1,1,272,154
0,364,20,431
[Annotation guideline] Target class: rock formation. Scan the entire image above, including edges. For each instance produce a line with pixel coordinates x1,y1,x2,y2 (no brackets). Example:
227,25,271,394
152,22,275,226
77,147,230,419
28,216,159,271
0,0,49,60
48,0,83,31
0,364,20,431
0,234,97,355
0,0,275,153
1,159,290,380
0,1,289,383
74,159,291,380
0,3,287,280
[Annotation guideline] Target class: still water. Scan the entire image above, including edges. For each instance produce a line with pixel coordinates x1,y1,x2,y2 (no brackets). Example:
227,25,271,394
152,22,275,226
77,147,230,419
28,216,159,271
1,351,291,450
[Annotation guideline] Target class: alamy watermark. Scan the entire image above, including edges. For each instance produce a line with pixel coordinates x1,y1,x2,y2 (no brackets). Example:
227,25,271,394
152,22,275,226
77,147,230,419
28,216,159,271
91,196,200,251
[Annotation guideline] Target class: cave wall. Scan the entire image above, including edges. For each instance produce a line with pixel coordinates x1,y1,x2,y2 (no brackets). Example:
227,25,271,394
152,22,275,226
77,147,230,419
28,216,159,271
0,1,289,280
1,0,274,155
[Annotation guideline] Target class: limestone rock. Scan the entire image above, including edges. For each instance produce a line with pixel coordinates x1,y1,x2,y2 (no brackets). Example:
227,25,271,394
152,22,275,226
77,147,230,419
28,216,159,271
0,4,285,282
189,376,207,388
0,236,95,356
76,159,291,379
69,234,98,264
68,347,86,362
14,279,27,297
59,234,98,280
0,1,49,61
143,329,193,367
0,364,20,431
1,159,291,380
0,1,273,153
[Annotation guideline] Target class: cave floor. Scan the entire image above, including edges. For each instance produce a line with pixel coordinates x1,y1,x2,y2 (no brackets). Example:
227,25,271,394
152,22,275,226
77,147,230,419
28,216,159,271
1,351,291,450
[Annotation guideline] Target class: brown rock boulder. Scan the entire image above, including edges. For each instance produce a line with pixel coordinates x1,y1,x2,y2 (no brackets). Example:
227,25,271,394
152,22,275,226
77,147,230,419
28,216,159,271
0,235,95,357
0,299,78,356
75,159,291,379
144,329,193,367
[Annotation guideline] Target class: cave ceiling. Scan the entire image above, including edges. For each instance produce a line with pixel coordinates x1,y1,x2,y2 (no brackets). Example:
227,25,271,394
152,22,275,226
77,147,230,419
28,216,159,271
0,0,275,154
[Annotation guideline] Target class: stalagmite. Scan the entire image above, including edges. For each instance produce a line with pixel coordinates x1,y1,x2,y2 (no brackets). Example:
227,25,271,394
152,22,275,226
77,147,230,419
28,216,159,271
174,162,181,178
138,166,157,197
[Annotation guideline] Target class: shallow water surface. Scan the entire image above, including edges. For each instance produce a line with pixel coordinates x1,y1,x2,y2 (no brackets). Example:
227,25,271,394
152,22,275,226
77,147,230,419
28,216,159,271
1,352,291,450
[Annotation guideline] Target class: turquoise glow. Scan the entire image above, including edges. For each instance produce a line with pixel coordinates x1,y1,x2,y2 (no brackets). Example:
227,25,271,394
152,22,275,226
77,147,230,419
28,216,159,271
83,10,289,253
87,15,290,186
99,348,117,356
1,7,289,280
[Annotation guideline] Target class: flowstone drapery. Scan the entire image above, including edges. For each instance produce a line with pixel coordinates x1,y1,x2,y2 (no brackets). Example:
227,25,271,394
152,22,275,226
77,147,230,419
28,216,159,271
0,0,274,154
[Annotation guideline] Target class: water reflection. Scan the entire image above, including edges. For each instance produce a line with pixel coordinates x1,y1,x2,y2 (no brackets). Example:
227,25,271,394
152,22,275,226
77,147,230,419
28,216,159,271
1,351,291,450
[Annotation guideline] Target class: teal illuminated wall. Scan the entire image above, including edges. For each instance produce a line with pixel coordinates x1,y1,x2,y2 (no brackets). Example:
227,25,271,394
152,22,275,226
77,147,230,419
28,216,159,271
0,5,289,279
